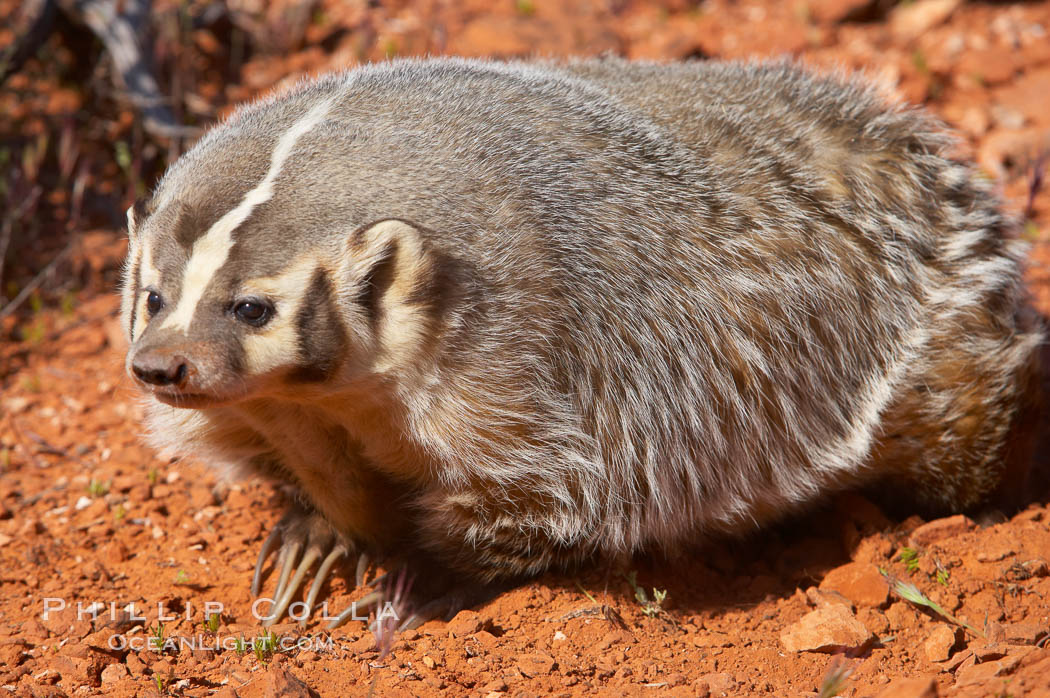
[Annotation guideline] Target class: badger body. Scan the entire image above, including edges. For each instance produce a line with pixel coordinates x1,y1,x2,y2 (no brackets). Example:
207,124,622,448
123,58,1042,595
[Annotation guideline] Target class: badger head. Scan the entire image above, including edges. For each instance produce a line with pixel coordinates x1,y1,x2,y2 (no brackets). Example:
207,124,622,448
120,97,447,409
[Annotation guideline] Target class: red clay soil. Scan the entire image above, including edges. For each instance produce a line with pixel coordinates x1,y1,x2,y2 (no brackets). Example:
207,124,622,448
3,1,1050,696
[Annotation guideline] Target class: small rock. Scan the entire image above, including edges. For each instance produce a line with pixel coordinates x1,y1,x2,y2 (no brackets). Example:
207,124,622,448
125,652,147,675
889,0,963,42
265,666,316,698
552,630,567,642
51,651,109,688
875,677,938,698
976,548,1015,563
924,624,959,662
780,603,875,654
480,678,508,693
517,652,556,677
942,648,975,673
819,562,889,608
805,586,855,611
447,610,482,638
697,672,737,694
1001,622,1046,646
100,541,129,567
421,655,436,669
908,515,975,548
473,630,499,648
348,633,376,654
598,629,635,650
954,653,1023,686
100,663,128,684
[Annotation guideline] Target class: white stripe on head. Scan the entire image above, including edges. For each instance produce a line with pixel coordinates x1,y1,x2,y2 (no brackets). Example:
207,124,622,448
120,206,142,339
161,97,336,333
132,240,162,343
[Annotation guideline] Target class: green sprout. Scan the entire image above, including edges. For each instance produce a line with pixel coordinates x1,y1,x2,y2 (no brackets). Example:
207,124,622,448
624,571,668,617
880,569,983,638
149,623,166,651
87,479,110,497
899,547,920,573
254,630,279,662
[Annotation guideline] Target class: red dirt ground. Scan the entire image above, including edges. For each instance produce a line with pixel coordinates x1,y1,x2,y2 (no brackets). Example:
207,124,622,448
2,1,1050,696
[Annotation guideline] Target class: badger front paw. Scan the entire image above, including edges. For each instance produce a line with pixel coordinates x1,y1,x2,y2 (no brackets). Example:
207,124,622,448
252,501,367,626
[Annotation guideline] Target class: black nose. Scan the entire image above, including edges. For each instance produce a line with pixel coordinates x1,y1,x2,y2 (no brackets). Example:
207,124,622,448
132,352,191,387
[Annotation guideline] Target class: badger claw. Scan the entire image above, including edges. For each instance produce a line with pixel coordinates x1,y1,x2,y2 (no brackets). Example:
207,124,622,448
252,503,355,626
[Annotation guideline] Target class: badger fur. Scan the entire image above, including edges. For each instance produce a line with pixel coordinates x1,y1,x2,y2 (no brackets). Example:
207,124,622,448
121,57,1044,620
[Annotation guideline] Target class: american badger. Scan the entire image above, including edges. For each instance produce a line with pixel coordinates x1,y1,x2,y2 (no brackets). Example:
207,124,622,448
122,57,1043,625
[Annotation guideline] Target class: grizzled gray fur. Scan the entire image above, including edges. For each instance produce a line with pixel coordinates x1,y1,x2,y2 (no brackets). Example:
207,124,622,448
121,57,1043,623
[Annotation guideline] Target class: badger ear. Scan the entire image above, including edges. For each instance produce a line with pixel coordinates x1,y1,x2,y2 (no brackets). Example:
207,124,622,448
126,197,150,240
342,218,442,366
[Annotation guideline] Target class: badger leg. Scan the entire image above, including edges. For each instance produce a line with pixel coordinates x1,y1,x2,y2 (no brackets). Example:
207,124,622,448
253,501,366,627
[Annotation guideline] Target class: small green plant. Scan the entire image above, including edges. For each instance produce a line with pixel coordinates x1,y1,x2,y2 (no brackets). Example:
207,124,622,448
233,635,247,655
880,569,983,638
204,612,221,633
899,547,920,573
254,630,279,662
173,569,189,585
911,48,928,75
149,623,166,651
113,503,127,521
624,571,668,617
147,468,160,485
935,567,950,587
0,448,10,470
515,0,535,15
19,374,42,392
382,38,398,58
87,479,110,497
22,320,46,345
154,672,173,695
60,291,76,318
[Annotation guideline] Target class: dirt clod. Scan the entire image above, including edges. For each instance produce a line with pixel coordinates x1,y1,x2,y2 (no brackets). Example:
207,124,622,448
779,604,875,654
908,515,977,548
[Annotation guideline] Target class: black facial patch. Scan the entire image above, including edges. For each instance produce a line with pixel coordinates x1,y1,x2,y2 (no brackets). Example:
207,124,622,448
173,200,231,250
290,270,347,383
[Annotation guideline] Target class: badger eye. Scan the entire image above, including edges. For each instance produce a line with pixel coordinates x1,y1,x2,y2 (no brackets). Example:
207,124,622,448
146,291,163,316
233,300,272,327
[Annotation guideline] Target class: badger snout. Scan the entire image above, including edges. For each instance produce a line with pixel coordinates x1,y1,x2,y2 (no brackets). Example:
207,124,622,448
131,348,193,388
